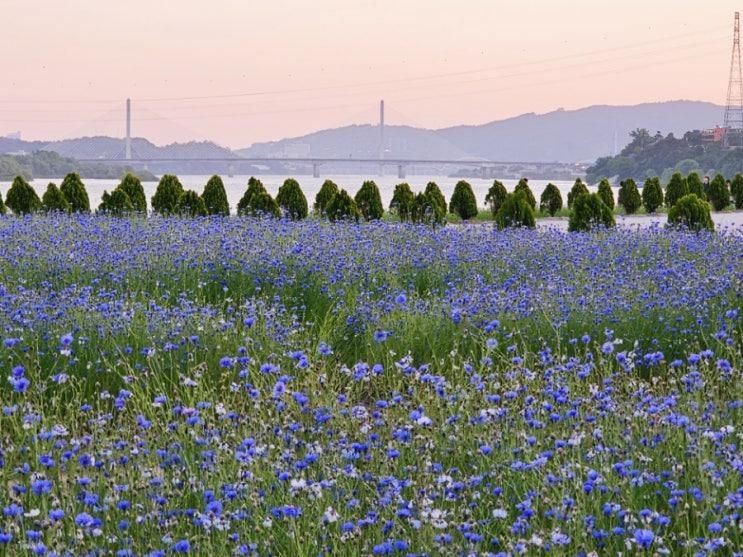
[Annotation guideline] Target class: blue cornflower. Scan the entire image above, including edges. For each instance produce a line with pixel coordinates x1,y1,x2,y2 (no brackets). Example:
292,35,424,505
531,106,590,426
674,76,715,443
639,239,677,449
31,479,53,496
172,539,191,553
206,500,223,516
708,522,722,533
9,376,29,393
60,333,74,346
317,342,333,356
395,293,407,304
75,512,95,527
373,330,391,342
136,415,152,430
451,309,462,325
633,528,654,549
219,356,234,368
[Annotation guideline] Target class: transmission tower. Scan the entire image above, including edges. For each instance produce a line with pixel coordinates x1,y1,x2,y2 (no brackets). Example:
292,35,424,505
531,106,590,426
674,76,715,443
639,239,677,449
724,12,743,147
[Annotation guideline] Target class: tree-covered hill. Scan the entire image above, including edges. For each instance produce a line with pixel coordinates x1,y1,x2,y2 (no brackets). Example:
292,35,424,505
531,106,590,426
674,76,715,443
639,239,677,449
0,151,156,181
587,128,743,184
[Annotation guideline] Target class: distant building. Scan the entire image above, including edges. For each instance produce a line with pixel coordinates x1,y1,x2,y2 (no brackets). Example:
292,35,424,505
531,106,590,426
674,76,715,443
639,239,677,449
701,126,727,143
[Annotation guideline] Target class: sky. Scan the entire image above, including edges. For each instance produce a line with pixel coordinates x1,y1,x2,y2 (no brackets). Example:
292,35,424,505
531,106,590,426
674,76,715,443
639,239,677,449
1,0,741,147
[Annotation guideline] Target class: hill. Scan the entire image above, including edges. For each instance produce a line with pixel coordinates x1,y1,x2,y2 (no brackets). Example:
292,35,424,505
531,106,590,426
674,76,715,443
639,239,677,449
0,151,157,181
586,128,743,184
240,101,725,163
0,136,235,161
1,100,726,167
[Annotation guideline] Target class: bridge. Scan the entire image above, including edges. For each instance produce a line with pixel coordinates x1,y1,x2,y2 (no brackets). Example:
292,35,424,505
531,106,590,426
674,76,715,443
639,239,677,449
75,156,587,179
58,98,587,179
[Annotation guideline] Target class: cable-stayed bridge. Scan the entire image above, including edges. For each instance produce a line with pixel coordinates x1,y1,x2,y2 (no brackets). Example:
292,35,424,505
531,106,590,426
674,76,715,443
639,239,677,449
59,99,586,179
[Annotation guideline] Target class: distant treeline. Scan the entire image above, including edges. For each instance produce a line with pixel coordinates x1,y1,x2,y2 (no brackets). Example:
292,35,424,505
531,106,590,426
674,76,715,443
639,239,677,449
587,128,743,184
1,172,739,233
0,151,157,181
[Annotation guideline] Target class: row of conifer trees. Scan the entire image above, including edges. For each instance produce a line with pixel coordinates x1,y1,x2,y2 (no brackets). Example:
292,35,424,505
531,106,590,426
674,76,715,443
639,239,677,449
0,171,738,231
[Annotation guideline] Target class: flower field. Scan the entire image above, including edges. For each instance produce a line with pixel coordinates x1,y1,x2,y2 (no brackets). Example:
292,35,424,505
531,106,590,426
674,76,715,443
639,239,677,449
0,215,741,556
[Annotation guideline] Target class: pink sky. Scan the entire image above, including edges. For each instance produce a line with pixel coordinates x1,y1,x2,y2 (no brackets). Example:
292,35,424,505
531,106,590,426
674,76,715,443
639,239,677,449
1,0,740,147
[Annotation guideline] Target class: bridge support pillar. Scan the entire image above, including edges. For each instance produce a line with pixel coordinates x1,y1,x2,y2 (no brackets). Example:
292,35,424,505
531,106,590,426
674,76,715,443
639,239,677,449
227,163,235,178
312,163,320,178
397,164,406,179
481,166,488,179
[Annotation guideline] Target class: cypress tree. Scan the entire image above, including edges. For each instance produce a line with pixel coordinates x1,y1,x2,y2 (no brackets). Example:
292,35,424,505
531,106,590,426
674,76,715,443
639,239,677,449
0,191,5,215
495,191,536,229
151,175,184,215
175,190,208,217
706,174,731,211
355,180,384,221
411,191,445,226
276,178,308,220
597,178,615,211
485,180,508,217
424,182,447,221
641,177,664,213
618,178,642,214
5,176,41,215
449,180,478,221
60,173,90,213
314,179,339,216
99,188,134,216
664,172,688,208
539,183,563,216
567,178,589,208
326,189,360,222
668,194,714,231
247,191,280,218
686,172,705,199
42,183,70,213
514,178,536,210
117,173,147,213
730,173,743,209
201,175,230,216
390,182,415,222
237,177,267,216
568,193,615,232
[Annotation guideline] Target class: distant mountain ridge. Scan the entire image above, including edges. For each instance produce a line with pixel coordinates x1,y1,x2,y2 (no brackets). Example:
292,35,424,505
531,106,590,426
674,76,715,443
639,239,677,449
1,101,726,164
239,101,725,163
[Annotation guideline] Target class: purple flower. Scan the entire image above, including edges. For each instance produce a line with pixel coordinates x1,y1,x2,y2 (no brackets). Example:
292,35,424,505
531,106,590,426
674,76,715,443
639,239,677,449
172,539,191,553
633,528,654,549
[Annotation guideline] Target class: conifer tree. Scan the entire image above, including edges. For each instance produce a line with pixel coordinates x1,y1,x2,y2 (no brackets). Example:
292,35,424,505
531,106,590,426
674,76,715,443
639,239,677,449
42,183,70,213
355,180,384,221
276,178,308,220
201,175,230,216
60,172,90,213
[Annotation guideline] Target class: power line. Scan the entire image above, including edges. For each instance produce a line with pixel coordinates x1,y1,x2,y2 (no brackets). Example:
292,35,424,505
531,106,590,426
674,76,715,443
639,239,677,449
0,25,728,106
0,35,727,119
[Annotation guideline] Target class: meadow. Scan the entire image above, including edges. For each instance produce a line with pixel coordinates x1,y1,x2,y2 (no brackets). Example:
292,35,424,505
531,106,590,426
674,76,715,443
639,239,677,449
0,214,741,556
